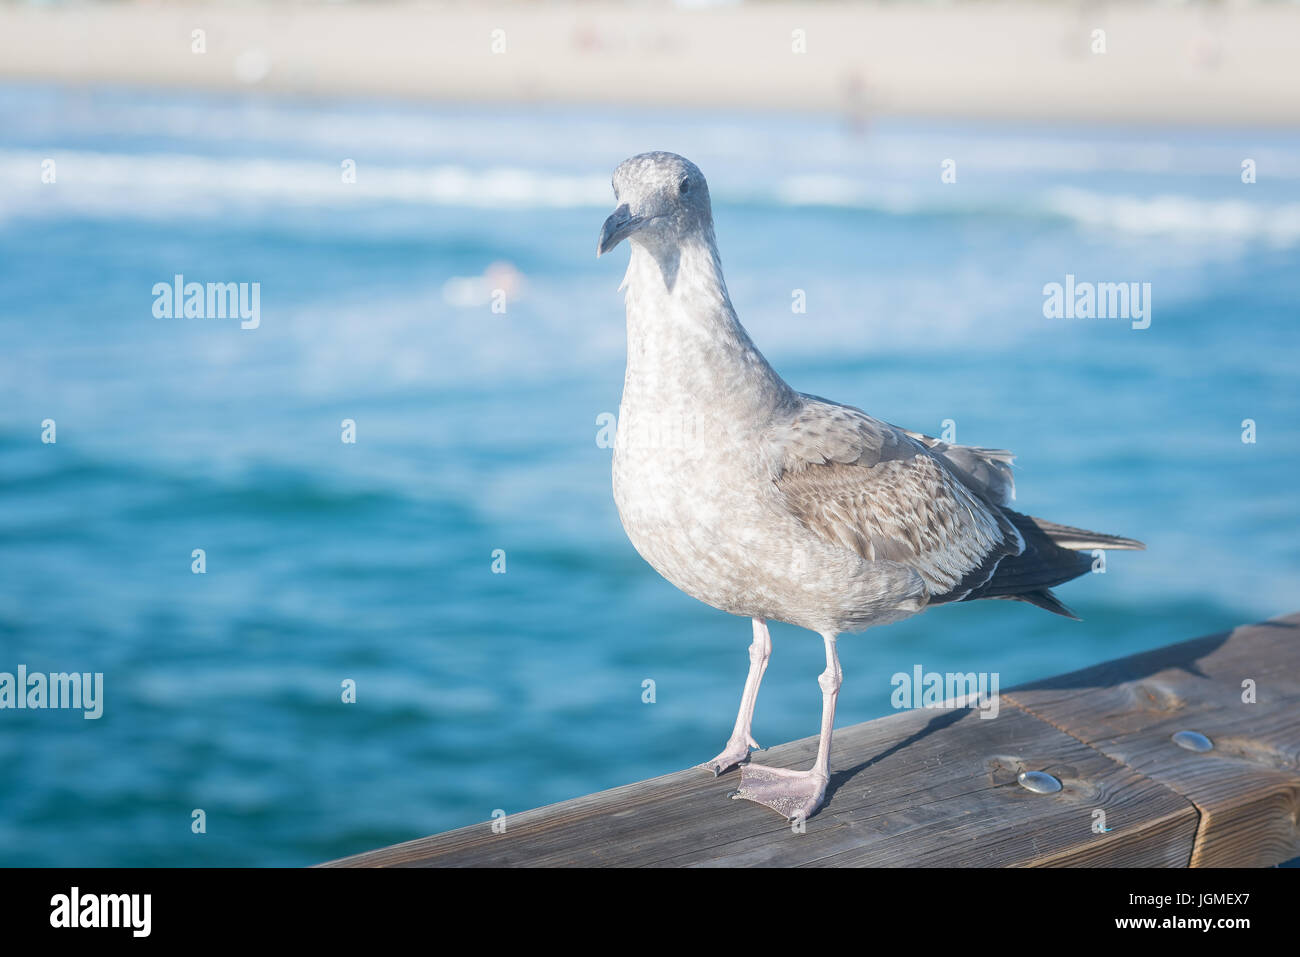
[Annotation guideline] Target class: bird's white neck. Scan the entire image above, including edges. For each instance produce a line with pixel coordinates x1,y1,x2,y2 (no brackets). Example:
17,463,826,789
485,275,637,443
619,230,794,425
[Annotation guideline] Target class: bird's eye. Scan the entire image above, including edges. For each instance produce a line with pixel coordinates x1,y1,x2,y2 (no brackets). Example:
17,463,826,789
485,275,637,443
679,177,690,194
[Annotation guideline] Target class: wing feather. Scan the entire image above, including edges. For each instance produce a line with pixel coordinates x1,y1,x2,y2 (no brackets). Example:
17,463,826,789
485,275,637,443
897,427,1017,506
773,397,1023,601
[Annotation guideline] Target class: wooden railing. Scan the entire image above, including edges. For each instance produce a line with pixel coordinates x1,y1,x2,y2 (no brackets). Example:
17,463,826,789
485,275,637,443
322,612,1300,867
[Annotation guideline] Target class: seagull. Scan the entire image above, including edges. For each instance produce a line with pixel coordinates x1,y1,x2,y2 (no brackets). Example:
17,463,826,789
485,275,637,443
597,151,1143,822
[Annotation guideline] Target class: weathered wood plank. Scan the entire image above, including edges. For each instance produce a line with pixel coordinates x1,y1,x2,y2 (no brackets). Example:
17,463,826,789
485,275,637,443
322,613,1299,868
1006,612,1300,867
324,704,1195,867
652,707,1194,868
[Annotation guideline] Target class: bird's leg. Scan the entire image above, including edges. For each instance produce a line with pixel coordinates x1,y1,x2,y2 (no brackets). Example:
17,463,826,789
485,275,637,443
730,632,841,821
699,618,771,776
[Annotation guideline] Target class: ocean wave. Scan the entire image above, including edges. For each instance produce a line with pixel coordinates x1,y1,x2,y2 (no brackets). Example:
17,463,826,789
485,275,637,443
1046,187,1300,244
9,85,1300,181
0,438,420,523
3,149,1299,244
773,174,1300,244
0,148,610,215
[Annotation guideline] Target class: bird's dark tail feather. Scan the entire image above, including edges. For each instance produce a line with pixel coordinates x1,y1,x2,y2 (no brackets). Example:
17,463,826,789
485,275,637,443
1022,518,1146,552
992,589,1081,621
962,510,1145,619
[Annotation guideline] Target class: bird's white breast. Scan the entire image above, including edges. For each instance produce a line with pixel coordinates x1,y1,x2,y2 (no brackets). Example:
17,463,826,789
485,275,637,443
609,237,928,634
611,243,829,623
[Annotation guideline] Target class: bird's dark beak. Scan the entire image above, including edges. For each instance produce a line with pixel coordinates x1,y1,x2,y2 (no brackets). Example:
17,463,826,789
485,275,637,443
597,204,644,257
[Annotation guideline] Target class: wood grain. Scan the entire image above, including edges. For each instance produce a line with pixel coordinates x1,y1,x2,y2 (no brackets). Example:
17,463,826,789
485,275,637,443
1007,612,1300,867
322,613,1299,867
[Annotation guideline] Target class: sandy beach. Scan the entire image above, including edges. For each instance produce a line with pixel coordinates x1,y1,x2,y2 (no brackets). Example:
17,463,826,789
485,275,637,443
1,0,1298,126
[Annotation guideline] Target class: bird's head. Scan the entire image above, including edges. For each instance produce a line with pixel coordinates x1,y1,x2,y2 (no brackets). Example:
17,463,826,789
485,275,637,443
597,152,713,257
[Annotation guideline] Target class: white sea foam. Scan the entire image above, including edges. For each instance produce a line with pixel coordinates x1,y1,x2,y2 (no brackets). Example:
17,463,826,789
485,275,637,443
775,173,1300,245
4,148,1300,246
0,149,611,219
1047,187,1300,245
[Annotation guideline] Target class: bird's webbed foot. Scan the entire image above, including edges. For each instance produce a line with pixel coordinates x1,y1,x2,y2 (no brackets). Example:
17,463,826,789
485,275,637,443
728,763,828,822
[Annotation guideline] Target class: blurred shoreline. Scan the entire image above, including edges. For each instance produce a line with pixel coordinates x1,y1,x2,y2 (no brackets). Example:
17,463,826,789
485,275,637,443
1,1,1298,127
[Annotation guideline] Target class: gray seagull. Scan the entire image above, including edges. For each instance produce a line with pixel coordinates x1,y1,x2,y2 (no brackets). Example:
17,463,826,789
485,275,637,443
597,151,1143,821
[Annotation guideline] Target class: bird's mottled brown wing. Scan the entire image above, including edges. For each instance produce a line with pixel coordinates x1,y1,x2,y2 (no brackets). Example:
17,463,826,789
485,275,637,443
896,427,1017,507
772,397,1024,602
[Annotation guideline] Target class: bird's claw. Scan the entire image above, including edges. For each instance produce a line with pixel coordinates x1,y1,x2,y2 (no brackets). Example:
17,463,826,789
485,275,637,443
699,740,756,777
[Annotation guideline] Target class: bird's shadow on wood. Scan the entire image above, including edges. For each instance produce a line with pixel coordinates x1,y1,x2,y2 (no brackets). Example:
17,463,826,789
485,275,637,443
1004,630,1234,693
826,708,967,803
823,624,1265,805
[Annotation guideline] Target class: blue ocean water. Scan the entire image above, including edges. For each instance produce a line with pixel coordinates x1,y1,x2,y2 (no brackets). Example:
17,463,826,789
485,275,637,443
0,84,1297,866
